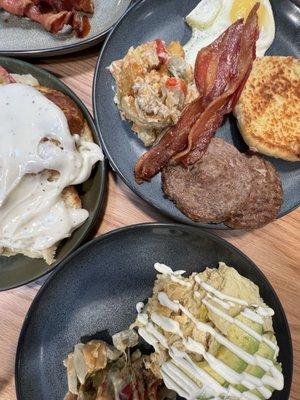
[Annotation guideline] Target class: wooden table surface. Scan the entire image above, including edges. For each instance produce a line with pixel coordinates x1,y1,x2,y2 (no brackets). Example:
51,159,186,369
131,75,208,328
0,48,299,400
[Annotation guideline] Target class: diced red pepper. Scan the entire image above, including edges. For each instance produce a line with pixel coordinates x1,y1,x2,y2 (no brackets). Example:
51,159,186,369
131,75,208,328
155,39,168,64
119,381,147,400
119,383,133,400
165,77,187,95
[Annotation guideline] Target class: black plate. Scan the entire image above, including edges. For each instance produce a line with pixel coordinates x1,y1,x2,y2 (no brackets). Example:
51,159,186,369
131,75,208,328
0,0,133,58
0,57,107,291
16,223,293,400
93,0,300,229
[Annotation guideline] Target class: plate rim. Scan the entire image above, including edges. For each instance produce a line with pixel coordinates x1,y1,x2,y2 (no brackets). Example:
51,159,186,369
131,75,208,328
92,0,299,230
15,222,293,400
0,56,108,291
0,0,137,58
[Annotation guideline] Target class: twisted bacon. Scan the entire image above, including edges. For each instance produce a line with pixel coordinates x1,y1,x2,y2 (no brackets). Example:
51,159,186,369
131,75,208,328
0,0,32,15
34,0,94,13
0,0,92,36
25,6,73,34
134,4,259,183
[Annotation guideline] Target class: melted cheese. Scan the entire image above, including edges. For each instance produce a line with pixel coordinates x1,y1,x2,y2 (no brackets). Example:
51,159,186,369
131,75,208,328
0,83,103,258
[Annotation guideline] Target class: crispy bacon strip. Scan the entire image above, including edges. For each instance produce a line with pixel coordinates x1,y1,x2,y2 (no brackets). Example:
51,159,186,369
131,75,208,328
0,0,91,36
26,6,73,33
134,20,244,183
134,4,259,183
176,4,259,166
134,97,206,182
194,20,244,100
36,1,93,36
0,0,32,15
33,0,94,13
70,12,90,37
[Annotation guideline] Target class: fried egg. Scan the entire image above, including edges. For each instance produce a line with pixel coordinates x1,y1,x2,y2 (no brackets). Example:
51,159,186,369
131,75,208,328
184,0,275,66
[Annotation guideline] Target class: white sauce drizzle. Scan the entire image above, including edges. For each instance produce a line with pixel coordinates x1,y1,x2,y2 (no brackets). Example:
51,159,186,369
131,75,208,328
160,369,190,398
138,327,159,351
202,297,278,352
185,338,273,399
257,306,275,318
161,361,200,398
151,313,183,336
136,263,284,399
136,301,144,313
195,275,249,306
242,308,264,325
0,83,103,257
137,312,148,325
158,292,180,312
154,262,185,276
194,273,276,330
170,275,192,287
146,322,169,348
169,347,226,398
206,291,232,310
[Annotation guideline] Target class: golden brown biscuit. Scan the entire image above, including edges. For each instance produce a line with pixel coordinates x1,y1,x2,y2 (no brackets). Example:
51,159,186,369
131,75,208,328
234,56,300,161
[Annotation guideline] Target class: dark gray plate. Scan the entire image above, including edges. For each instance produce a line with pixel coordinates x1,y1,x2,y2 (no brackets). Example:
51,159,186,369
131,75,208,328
0,0,132,57
15,223,292,400
0,57,107,291
93,0,300,229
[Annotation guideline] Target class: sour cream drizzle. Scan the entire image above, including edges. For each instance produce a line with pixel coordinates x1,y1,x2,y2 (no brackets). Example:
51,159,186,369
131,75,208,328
0,83,103,257
136,263,283,399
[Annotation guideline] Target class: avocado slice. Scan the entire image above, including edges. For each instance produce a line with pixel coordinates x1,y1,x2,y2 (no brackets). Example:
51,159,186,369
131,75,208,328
214,314,261,374
233,332,279,398
200,312,276,397
193,314,264,389
178,312,279,399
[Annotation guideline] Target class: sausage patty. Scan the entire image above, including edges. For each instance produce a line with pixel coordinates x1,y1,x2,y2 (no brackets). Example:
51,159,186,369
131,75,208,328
225,155,283,229
162,138,283,228
162,138,252,223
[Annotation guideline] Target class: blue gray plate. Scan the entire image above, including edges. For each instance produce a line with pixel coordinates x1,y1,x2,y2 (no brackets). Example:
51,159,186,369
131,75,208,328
15,223,292,400
0,0,133,57
93,0,300,229
0,57,107,291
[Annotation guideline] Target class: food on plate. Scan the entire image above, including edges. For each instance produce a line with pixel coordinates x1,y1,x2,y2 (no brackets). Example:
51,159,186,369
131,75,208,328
63,329,175,400
109,40,198,146
135,5,259,182
162,138,252,224
109,4,286,229
235,56,300,161
0,0,94,37
0,67,103,264
162,138,283,228
134,262,284,399
184,0,275,66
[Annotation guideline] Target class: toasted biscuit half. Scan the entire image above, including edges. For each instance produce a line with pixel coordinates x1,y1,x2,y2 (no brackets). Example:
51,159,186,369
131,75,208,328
0,84,94,264
234,56,300,161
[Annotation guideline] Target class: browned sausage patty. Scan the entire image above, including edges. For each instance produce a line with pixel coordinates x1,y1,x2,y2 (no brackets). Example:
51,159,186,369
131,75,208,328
162,138,252,223
225,155,283,229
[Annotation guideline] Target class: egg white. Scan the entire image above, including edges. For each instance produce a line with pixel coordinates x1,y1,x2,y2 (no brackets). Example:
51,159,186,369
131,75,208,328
184,0,275,67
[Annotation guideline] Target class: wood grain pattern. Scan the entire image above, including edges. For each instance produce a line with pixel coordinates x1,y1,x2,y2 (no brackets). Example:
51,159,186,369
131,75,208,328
0,49,299,400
